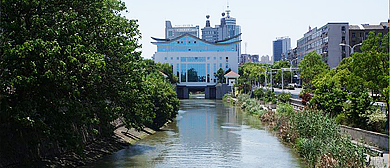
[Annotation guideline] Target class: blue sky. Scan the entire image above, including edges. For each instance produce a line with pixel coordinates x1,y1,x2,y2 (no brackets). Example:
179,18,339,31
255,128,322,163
122,0,388,59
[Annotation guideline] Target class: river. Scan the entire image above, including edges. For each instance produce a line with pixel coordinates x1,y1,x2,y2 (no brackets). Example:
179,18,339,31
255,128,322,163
89,97,303,168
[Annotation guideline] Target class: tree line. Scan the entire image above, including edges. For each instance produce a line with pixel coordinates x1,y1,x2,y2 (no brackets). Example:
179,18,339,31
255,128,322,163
0,0,179,165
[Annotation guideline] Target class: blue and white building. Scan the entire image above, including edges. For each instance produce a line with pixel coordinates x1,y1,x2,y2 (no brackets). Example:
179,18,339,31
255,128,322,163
152,33,241,98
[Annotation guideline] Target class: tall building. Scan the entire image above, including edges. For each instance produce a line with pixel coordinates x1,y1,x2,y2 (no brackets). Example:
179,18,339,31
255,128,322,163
297,23,349,68
201,5,241,62
273,37,291,63
349,22,389,53
165,21,199,40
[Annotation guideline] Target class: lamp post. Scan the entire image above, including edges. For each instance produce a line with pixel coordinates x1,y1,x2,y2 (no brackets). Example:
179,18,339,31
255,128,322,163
339,43,362,54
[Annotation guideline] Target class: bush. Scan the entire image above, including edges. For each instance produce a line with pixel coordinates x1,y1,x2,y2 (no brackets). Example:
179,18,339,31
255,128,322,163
289,109,366,167
276,103,294,117
277,92,291,103
253,88,265,100
264,89,276,103
299,92,312,105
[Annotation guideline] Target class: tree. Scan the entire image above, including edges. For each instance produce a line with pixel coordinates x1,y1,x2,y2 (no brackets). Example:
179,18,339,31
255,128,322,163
156,62,178,84
215,68,225,83
351,32,389,107
298,51,329,91
0,0,179,164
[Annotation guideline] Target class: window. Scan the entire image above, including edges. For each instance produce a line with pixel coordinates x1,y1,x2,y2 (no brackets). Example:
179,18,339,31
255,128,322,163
177,41,180,44
207,57,210,60
220,57,222,60
177,57,179,60
219,63,222,68
171,57,173,60
352,32,356,38
225,63,229,69
164,57,167,60
181,41,183,43
188,41,191,43
214,57,216,60
341,26,346,31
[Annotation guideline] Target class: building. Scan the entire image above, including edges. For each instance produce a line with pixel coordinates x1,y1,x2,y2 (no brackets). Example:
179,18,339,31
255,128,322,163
165,20,199,40
349,22,389,53
286,48,298,67
297,23,349,68
273,37,291,63
239,54,259,64
201,6,241,62
152,33,241,98
260,55,271,64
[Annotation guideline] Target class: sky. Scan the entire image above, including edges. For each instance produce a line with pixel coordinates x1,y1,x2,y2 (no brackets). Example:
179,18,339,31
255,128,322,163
121,0,388,59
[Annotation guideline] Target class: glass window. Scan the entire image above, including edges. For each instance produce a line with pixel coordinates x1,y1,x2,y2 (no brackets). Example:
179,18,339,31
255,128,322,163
176,64,180,79
171,57,173,60
187,64,206,82
177,57,179,60
219,63,222,68
213,63,217,73
181,57,186,62
220,57,222,60
225,63,229,69
164,57,167,60
181,64,186,82
214,57,216,60
207,64,210,83
207,57,210,60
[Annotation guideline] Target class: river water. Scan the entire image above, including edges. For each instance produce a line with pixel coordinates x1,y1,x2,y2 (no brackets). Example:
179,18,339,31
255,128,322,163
90,97,302,168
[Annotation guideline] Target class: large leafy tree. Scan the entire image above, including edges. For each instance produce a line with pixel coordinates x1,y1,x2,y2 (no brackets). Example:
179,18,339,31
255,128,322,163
351,32,389,103
0,0,179,165
298,51,329,91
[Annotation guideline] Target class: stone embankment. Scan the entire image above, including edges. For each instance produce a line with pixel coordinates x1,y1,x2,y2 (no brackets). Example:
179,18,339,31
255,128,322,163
29,120,170,167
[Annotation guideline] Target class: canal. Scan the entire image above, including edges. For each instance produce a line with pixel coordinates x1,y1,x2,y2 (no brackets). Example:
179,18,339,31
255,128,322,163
89,97,302,167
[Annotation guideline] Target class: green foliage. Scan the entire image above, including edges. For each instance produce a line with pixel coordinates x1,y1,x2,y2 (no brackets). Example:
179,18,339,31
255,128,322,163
343,90,373,128
0,0,180,162
156,62,178,84
276,103,294,117
290,109,366,167
239,95,266,116
311,71,347,116
264,89,276,103
298,51,329,91
350,32,389,112
215,68,225,83
272,61,292,86
277,92,291,103
253,88,264,100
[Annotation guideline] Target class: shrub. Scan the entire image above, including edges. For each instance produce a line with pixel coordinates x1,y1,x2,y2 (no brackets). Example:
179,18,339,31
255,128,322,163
276,103,294,117
299,92,311,105
253,88,265,100
289,109,366,167
277,92,291,103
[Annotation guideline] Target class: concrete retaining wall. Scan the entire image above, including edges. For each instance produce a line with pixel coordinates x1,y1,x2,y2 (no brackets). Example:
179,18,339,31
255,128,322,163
339,125,389,150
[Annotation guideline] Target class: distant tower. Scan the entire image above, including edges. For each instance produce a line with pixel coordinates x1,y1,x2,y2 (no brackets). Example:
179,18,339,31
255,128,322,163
205,15,210,27
245,42,247,54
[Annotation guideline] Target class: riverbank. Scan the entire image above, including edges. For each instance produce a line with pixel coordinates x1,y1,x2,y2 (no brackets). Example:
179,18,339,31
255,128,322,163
229,94,369,168
27,121,171,167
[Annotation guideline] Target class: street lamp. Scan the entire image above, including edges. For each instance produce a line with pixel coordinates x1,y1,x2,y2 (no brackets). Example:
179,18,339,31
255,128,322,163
339,43,362,54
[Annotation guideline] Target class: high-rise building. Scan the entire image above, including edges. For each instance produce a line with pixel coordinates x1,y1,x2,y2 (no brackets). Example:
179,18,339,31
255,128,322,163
349,22,389,53
165,21,199,40
273,37,291,63
260,55,271,64
297,23,349,68
201,5,241,62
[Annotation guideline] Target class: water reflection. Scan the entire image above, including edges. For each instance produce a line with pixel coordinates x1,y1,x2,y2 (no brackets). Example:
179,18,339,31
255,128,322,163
89,99,302,168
